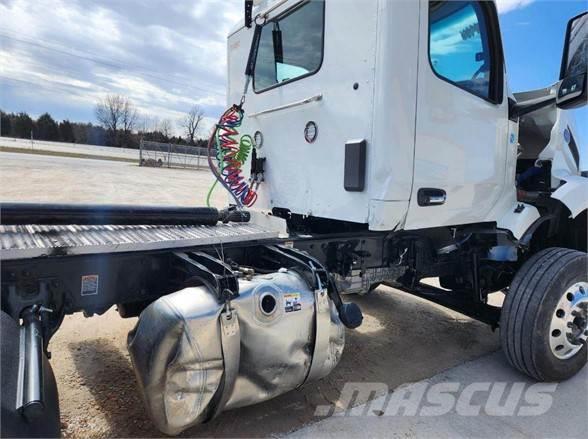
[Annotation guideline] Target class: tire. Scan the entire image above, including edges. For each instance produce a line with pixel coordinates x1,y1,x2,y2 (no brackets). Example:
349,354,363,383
1,311,61,438
500,248,588,381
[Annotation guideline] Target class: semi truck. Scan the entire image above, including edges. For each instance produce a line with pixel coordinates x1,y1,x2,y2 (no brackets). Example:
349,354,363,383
1,0,587,436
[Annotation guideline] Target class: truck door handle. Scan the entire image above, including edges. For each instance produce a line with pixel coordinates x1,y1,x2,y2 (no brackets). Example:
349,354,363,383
417,188,446,207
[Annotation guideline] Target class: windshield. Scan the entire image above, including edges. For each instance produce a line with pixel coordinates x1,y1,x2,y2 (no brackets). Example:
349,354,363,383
253,0,325,92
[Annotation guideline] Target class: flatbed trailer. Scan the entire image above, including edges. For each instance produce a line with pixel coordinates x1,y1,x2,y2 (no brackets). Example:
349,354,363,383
0,222,280,317
2,217,505,325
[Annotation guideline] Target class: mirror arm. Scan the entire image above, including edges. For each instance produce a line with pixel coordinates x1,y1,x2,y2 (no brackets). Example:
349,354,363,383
509,93,557,119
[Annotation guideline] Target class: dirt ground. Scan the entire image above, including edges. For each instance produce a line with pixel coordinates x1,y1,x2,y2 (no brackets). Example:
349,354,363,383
1,152,501,437
51,290,500,438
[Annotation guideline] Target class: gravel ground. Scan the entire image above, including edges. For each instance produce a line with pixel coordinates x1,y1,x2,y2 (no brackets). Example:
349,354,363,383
1,152,501,437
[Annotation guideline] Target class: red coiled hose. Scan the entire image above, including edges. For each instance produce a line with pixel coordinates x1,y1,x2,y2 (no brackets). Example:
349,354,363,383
207,106,258,208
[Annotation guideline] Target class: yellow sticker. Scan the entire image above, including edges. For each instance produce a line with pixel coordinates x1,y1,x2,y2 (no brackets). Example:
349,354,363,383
284,292,302,313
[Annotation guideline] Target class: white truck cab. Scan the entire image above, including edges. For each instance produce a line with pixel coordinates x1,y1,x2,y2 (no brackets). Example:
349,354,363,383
227,0,587,238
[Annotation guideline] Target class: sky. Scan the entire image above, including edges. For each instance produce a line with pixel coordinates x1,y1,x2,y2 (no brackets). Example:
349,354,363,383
500,0,588,147
0,0,586,139
0,0,242,135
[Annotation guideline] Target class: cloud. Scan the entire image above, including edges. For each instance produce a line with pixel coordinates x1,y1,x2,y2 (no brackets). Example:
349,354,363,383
0,0,542,137
0,0,242,136
495,0,536,14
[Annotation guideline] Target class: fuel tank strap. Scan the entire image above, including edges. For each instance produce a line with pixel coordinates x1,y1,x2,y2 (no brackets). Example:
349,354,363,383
208,309,241,421
304,288,332,384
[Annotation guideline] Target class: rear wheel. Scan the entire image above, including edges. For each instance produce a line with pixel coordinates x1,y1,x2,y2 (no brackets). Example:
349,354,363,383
500,248,588,381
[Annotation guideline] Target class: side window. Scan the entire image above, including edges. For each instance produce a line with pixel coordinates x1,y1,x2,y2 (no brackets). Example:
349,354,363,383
254,0,325,92
429,1,494,100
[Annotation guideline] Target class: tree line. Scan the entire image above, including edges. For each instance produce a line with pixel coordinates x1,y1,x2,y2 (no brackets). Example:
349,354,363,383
0,94,208,150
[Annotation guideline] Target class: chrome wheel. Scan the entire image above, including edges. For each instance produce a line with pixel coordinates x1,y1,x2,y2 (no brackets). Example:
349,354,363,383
549,282,588,360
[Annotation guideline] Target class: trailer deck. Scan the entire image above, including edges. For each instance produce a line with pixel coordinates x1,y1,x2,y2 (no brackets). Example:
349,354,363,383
0,223,280,260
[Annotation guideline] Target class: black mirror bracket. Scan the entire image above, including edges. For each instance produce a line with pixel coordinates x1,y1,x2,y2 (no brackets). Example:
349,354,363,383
557,73,587,110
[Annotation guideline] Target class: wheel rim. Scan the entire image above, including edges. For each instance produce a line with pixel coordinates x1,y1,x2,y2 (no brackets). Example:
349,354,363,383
549,282,588,360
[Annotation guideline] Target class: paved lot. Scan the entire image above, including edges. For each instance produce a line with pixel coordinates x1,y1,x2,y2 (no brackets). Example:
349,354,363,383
0,137,208,168
1,151,586,438
290,352,588,439
0,151,223,207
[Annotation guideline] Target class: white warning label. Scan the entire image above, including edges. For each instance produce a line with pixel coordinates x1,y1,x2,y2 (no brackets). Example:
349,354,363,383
81,275,99,296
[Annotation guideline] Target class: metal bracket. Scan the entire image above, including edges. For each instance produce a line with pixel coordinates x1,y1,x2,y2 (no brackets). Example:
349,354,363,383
174,252,239,303
244,0,253,28
260,245,329,292
261,245,362,328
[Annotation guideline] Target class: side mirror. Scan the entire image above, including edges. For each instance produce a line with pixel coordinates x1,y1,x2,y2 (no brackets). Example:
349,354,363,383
557,11,587,109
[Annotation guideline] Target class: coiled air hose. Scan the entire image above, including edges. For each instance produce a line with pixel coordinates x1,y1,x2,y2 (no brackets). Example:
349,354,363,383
207,21,264,208
206,105,258,208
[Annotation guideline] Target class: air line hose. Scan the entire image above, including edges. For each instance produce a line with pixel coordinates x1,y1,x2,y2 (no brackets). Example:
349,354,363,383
206,105,258,208
206,21,264,208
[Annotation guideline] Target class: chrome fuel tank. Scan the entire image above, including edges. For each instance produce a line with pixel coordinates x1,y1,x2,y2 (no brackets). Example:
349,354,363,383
128,269,344,435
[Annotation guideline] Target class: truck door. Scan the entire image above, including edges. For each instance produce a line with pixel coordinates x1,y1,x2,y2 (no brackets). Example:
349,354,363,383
405,0,509,229
228,0,380,225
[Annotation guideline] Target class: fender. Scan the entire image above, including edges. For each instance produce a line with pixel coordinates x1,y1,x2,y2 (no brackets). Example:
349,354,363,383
497,202,541,240
551,175,588,219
